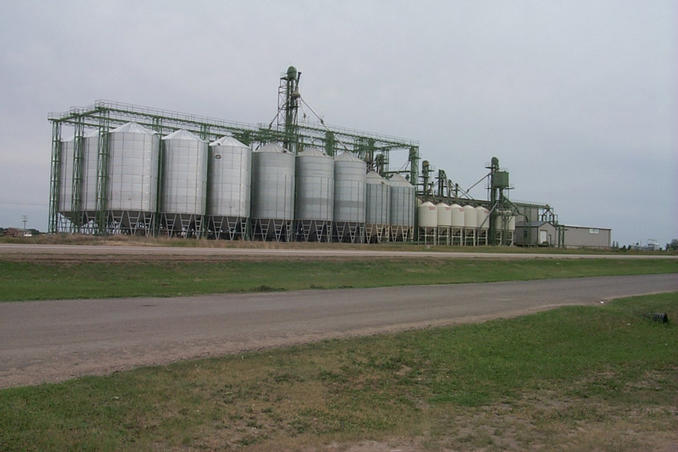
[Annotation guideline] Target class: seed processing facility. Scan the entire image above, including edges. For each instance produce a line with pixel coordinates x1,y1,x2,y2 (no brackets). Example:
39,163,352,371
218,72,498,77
48,66,610,248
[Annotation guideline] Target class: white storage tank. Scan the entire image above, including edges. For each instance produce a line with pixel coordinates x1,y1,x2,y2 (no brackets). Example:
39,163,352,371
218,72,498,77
476,206,490,230
463,205,477,228
250,142,295,240
418,201,438,228
389,174,415,228
208,135,251,239
495,213,516,231
295,149,334,222
365,171,390,225
450,203,464,228
333,152,366,242
161,129,208,235
81,130,100,217
333,152,366,223
161,130,208,216
295,148,334,241
108,122,159,215
436,202,452,227
58,137,75,215
365,171,390,242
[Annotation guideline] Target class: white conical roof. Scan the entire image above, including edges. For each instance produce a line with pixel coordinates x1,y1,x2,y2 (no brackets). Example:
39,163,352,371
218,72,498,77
366,171,386,183
210,135,247,147
334,152,362,161
111,122,155,134
256,142,288,153
162,129,203,141
389,174,412,186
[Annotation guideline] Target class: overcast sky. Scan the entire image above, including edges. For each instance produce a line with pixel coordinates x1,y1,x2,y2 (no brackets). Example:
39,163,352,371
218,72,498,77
1,0,676,245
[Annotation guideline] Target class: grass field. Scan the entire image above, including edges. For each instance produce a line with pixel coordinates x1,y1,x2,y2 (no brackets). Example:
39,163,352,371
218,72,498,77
1,292,676,450
1,258,676,301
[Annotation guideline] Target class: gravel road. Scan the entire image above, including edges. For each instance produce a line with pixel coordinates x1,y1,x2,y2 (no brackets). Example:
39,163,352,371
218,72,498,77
1,274,676,388
1,243,677,261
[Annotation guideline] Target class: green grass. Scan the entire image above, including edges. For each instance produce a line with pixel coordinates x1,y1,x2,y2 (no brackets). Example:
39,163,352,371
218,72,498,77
1,292,677,450
1,258,676,301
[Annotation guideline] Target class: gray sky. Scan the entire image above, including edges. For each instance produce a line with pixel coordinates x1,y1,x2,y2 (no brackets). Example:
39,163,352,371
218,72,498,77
1,0,676,246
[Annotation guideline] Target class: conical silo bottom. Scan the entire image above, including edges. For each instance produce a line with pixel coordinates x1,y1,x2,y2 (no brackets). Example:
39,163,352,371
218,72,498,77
333,221,365,243
105,210,156,236
251,218,294,242
208,216,249,240
295,219,332,242
160,213,205,238
365,223,389,243
390,225,414,242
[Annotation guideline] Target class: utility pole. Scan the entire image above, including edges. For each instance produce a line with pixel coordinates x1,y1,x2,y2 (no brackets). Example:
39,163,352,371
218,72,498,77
21,215,28,231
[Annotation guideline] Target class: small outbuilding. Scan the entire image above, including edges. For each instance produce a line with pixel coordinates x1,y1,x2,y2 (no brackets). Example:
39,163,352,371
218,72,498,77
514,222,611,249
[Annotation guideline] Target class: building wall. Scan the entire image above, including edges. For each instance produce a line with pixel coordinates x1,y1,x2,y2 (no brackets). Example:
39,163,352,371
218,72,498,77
514,223,556,246
562,226,611,248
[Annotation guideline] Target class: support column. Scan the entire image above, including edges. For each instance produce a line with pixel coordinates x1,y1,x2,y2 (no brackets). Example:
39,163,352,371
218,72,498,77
48,121,62,233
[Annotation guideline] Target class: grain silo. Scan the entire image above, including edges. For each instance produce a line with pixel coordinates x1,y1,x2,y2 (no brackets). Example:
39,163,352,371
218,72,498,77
160,129,208,237
333,152,366,243
250,143,295,241
475,206,490,245
208,136,251,240
418,201,438,245
436,202,452,245
107,122,160,235
295,148,334,242
365,171,390,243
58,137,75,223
462,205,477,246
81,130,100,229
388,174,415,241
495,212,516,246
450,203,465,245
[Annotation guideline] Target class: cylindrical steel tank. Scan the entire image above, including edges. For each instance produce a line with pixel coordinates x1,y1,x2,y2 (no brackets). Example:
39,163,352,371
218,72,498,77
295,148,334,222
81,130,99,215
333,152,366,223
450,203,464,228
161,129,208,216
389,174,415,227
365,171,390,225
436,202,452,227
251,143,295,221
208,135,251,218
476,206,490,230
418,201,438,228
463,205,477,228
58,137,75,214
496,214,516,231
108,122,159,213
